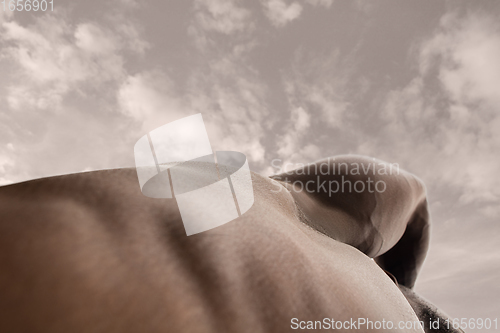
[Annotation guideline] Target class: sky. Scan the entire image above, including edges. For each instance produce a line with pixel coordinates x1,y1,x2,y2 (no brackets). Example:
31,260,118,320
1,0,499,329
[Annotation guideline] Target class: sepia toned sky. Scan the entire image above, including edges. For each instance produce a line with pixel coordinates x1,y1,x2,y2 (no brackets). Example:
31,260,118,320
1,0,499,328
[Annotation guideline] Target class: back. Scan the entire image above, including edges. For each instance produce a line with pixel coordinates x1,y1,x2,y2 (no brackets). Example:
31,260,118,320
0,168,424,333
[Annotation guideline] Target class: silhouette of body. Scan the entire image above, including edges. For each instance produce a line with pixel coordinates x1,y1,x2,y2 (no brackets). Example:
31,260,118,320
0,155,463,332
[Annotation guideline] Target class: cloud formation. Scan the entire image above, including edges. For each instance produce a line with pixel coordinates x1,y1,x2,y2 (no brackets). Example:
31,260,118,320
375,12,500,213
261,0,303,27
1,13,145,111
261,0,334,27
421,12,500,108
193,0,254,35
0,5,148,183
276,106,320,167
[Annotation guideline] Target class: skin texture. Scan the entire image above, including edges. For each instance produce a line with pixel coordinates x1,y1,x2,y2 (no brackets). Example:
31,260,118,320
271,155,430,288
400,286,465,333
0,155,461,332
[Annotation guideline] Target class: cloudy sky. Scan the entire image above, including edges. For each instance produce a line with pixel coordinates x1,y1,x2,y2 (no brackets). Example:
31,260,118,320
1,0,499,328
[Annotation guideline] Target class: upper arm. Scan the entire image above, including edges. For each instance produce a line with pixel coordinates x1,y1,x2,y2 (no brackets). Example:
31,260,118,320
272,155,429,254
272,154,431,287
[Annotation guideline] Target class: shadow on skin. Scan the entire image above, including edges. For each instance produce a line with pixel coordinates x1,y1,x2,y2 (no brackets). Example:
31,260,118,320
271,155,464,333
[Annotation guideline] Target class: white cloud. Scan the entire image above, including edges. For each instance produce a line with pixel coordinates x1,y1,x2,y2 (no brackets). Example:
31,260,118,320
261,0,303,27
305,84,348,127
1,13,146,111
116,0,139,8
0,153,15,185
293,105,311,131
364,11,500,216
0,4,150,183
305,0,334,7
114,21,149,55
261,0,334,27
277,107,310,157
192,73,269,164
0,6,13,24
0,178,14,185
193,0,253,35
276,107,320,169
118,54,270,166
285,49,351,128
74,23,121,55
118,71,190,133
422,12,500,108
268,48,357,172
479,205,500,218
179,4,270,167
415,13,500,206
353,0,373,13
0,154,13,173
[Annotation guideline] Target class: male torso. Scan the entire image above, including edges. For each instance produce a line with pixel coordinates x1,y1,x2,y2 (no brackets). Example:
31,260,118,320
0,164,426,332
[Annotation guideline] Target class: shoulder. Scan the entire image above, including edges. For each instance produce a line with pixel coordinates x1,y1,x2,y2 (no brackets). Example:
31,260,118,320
0,168,176,223
0,169,185,262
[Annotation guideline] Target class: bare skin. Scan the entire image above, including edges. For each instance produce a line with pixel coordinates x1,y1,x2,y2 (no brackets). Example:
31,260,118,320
271,155,429,288
0,155,461,332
